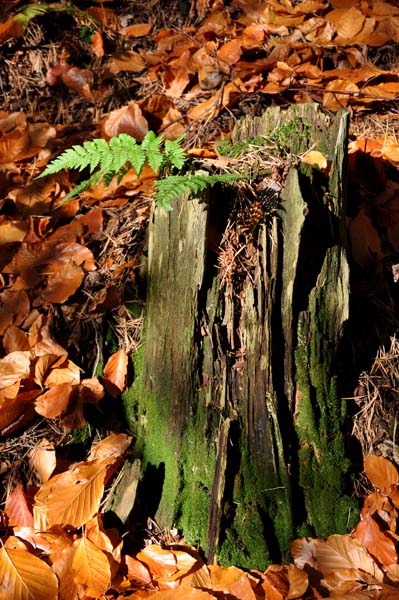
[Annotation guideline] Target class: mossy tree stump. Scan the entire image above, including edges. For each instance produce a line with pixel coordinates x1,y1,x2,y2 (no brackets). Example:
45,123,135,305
125,104,357,568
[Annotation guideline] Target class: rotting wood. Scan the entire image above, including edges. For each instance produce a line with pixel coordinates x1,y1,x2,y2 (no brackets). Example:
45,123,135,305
123,104,357,568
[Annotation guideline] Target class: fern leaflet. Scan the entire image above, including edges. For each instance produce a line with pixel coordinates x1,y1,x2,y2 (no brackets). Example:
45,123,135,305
154,172,248,211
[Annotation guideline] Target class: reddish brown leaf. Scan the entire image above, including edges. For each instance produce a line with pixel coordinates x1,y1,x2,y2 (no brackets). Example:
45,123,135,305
0,112,30,164
103,349,128,397
100,101,149,141
353,511,398,566
5,483,34,527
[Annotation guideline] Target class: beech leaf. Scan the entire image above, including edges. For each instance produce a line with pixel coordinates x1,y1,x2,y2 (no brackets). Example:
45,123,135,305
0,545,58,600
72,537,111,598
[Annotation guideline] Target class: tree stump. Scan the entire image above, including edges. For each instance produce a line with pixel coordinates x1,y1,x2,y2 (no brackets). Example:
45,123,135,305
124,104,357,568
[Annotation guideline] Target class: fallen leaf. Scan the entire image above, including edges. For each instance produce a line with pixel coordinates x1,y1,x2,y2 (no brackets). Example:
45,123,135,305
103,348,128,397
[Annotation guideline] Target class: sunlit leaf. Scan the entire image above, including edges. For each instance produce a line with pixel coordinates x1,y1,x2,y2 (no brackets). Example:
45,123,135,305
103,348,128,397
33,458,110,528
0,543,58,600
72,536,111,598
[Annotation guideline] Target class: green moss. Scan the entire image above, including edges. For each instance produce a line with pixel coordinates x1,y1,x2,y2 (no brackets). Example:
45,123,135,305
122,344,180,526
218,504,269,570
294,304,358,538
217,135,266,158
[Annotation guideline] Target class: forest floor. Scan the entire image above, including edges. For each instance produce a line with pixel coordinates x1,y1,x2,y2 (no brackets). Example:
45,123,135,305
2,1,399,598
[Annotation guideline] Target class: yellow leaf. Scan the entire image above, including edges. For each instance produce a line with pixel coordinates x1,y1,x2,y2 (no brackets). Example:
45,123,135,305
72,537,111,598
301,150,327,169
0,545,58,600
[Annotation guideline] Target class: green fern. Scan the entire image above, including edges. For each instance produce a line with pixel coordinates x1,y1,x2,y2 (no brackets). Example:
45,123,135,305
37,131,246,209
154,172,247,211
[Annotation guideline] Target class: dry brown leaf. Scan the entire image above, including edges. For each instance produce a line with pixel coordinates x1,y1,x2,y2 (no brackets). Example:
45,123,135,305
90,30,104,58
51,543,79,600
145,590,216,599
364,456,399,489
100,101,148,141
72,536,111,598
46,63,94,101
87,432,132,462
105,50,146,75
0,543,58,600
0,112,30,164
35,383,73,419
33,458,111,528
316,534,383,581
286,563,309,599
125,554,154,587
0,351,31,390
217,38,242,63
0,218,28,245
103,348,128,397
44,359,80,387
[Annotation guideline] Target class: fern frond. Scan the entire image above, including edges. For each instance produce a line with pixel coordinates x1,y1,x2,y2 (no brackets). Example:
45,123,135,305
164,136,186,170
154,172,247,211
142,131,163,174
107,134,137,174
38,138,109,178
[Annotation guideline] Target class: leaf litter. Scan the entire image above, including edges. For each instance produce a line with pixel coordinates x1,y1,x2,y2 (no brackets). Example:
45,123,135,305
2,0,399,598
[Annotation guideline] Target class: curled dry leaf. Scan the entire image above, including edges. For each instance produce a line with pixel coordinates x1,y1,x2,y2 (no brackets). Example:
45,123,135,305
0,351,31,390
29,438,56,483
46,63,94,101
100,101,148,141
87,432,132,462
103,348,128,397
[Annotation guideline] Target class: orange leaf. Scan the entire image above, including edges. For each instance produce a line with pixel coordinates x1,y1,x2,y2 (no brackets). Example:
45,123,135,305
35,383,73,419
364,456,399,489
0,544,58,600
33,458,110,529
120,22,153,37
286,564,309,599
72,537,111,598
354,511,398,566
103,349,128,397
90,30,104,58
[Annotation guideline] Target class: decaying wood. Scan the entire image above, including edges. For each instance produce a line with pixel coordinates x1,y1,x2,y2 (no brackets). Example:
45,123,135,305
125,104,355,567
